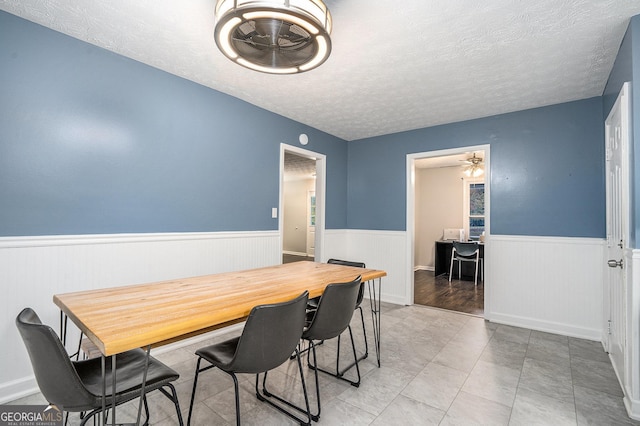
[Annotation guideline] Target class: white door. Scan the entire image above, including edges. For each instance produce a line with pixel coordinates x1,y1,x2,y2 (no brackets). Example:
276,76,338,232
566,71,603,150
307,191,316,257
604,82,630,381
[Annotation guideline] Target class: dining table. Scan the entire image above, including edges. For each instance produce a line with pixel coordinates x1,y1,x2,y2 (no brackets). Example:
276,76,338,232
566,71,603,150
53,261,387,425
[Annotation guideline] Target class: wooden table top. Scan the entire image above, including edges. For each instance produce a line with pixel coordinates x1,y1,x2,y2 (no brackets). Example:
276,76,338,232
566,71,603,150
53,261,386,356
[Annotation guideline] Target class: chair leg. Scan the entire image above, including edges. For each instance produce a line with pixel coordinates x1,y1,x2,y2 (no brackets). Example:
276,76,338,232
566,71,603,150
158,383,184,426
308,327,361,388
309,340,322,421
449,255,455,282
292,339,324,360
337,307,368,377
230,373,241,426
142,395,150,426
187,357,215,426
256,348,313,425
474,259,478,286
79,397,150,426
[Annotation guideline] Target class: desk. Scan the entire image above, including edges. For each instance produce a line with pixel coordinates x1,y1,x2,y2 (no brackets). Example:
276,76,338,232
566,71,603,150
434,241,484,279
54,261,386,358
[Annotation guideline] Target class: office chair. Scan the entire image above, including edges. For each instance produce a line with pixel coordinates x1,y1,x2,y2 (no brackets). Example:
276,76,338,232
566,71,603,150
16,308,183,426
187,291,311,426
448,241,482,286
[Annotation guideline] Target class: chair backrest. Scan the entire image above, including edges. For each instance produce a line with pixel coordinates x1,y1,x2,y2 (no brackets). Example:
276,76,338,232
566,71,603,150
229,291,309,374
303,276,362,341
452,241,479,258
16,308,96,409
327,259,366,307
327,258,365,269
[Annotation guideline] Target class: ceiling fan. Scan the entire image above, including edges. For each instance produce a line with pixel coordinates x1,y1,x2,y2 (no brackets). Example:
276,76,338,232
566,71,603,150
461,153,484,177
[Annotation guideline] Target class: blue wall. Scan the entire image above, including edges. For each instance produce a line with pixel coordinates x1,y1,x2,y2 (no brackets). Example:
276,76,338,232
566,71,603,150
347,98,606,238
0,11,612,240
0,11,348,236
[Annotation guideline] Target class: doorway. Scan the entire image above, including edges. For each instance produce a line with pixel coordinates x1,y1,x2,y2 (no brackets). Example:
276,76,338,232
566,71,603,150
406,145,490,316
280,144,326,264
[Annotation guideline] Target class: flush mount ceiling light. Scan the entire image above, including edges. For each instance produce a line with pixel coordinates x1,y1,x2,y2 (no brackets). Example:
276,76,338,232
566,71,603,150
462,153,484,178
214,0,333,74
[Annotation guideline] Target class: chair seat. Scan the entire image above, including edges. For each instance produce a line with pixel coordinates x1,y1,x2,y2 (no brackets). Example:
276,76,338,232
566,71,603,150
188,292,311,426
73,348,179,410
195,336,240,371
16,307,184,426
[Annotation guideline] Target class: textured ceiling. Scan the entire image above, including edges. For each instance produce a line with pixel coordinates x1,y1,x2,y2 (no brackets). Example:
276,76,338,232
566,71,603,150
284,152,316,180
2,0,640,141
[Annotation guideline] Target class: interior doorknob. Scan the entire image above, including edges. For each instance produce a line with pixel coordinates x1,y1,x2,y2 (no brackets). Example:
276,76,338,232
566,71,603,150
608,259,623,269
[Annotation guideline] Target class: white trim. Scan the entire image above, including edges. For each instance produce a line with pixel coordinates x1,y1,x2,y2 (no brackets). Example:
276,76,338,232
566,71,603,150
489,234,604,245
0,230,279,249
283,250,310,257
603,81,634,420
488,313,602,341
280,144,326,262
414,265,435,272
406,145,491,309
623,247,640,420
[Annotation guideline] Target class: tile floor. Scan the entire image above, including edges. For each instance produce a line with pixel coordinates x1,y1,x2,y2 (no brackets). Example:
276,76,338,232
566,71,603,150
10,302,639,425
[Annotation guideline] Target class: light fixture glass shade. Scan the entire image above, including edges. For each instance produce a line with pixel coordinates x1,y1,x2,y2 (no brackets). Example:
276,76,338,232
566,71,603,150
464,165,484,178
214,0,332,74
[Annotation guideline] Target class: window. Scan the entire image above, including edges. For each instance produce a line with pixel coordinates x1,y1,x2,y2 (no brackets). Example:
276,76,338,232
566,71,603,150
309,193,316,226
464,181,485,240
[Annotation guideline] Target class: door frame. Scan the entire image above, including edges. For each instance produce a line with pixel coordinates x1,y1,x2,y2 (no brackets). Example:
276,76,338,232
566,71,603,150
405,144,491,313
603,82,631,387
280,143,326,262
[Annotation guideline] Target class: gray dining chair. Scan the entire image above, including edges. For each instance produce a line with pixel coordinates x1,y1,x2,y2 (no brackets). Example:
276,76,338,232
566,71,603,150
16,307,183,426
291,276,363,421
187,291,311,426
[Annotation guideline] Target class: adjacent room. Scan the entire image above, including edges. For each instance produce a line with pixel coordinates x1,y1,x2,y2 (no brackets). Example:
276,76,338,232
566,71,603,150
3,1,640,424
413,151,486,316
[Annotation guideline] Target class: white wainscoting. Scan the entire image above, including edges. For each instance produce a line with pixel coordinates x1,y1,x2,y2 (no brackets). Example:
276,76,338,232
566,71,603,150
336,229,408,305
0,230,608,403
623,248,640,420
486,235,605,340
0,231,280,403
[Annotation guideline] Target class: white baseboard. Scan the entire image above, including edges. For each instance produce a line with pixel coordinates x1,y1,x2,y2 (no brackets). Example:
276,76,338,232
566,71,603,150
283,250,311,257
487,312,601,341
624,391,640,421
414,265,434,272
0,376,39,405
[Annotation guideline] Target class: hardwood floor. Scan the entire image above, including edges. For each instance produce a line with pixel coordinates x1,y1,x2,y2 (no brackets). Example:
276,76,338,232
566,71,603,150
282,253,314,263
414,269,484,316
283,255,483,316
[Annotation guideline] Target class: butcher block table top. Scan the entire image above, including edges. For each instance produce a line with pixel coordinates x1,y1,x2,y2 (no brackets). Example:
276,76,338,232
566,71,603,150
54,261,386,356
